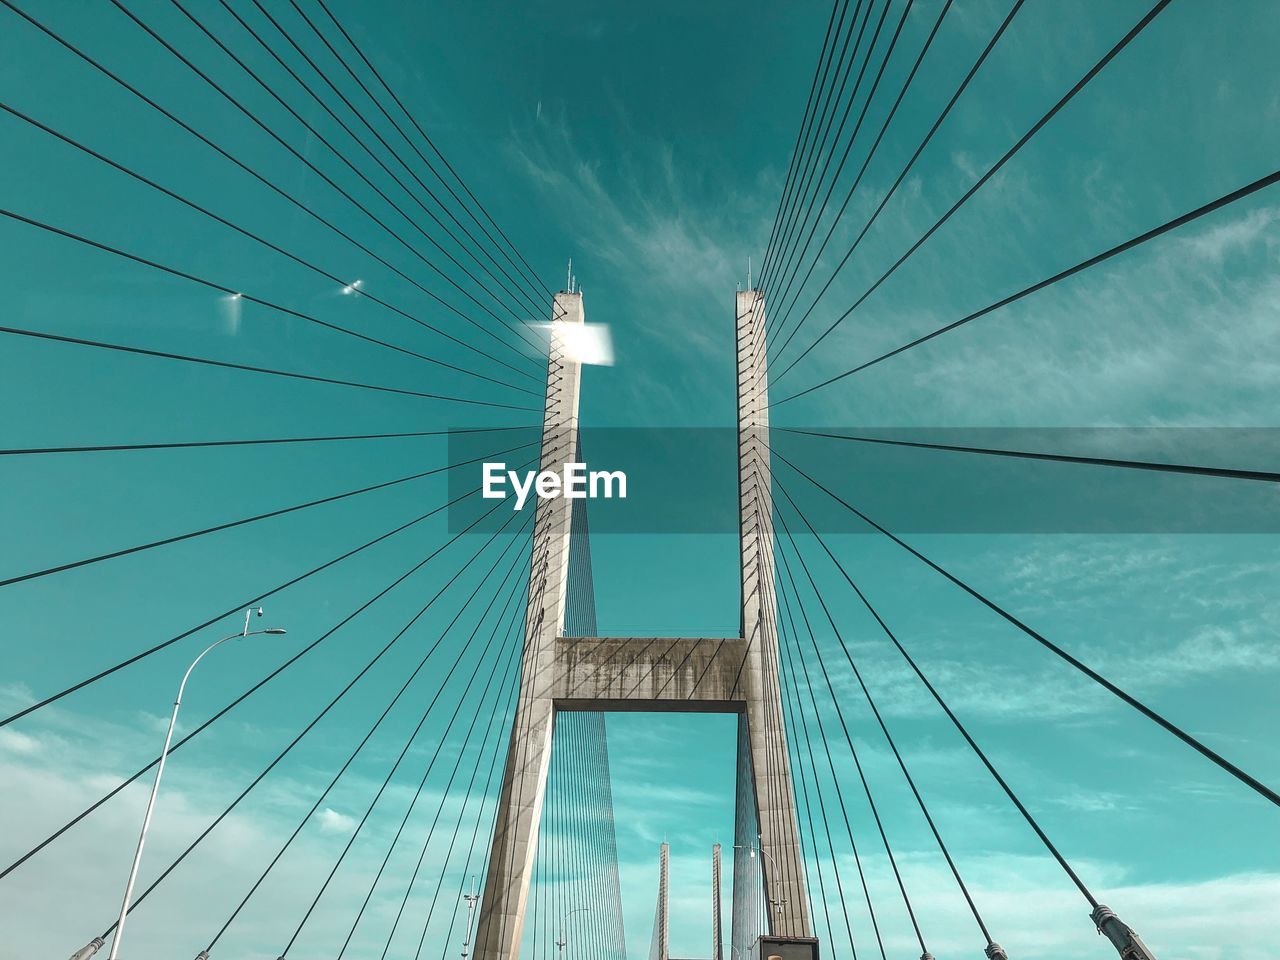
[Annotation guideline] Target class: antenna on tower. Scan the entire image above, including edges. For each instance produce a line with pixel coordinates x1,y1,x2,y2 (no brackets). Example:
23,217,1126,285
747,256,752,291
566,258,573,293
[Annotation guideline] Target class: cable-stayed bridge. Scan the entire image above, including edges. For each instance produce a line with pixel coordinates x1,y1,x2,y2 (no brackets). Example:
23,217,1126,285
0,1,1277,959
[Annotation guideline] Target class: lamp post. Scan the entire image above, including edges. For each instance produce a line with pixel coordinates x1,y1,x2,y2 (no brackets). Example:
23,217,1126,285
461,876,480,960
734,839,788,921
556,907,590,958
69,608,287,960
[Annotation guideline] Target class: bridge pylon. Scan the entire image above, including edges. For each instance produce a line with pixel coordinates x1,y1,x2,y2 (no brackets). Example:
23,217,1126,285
650,841,670,960
712,842,724,960
472,289,810,958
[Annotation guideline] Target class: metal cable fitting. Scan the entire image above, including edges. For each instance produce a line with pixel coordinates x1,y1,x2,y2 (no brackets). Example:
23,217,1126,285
1092,904,1159,960
69,938,105,960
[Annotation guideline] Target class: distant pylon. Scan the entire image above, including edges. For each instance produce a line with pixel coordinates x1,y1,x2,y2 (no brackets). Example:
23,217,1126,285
650,842,670,960
712,843,724,960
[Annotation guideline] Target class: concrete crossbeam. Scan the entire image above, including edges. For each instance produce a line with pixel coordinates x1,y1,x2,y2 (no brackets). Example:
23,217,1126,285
553,636,747,708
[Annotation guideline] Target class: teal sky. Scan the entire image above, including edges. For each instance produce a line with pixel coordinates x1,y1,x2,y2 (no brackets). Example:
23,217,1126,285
2,1,1279,959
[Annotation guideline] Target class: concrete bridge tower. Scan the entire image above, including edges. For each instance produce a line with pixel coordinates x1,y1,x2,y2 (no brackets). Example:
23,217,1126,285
472,289,810,958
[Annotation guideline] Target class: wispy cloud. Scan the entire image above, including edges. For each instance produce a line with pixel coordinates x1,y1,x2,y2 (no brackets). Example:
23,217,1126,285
509,109,747,319
1181,205,1279,263
317,806,356,834
0,700,500,959
506,106,776,421
811,849,1280,959
781,160,1280,427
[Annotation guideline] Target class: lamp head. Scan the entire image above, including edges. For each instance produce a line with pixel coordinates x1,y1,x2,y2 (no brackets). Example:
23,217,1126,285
264,628,287,635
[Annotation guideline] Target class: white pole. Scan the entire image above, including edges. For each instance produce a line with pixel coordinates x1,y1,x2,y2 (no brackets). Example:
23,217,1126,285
106,684,183,960
104,610,283,960
462,877,479,960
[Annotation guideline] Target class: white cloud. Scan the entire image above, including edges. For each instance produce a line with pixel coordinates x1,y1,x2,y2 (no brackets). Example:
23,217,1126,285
0,729,40,755
0,682,35,714
779,168,1280,427
0,701,503,960
1181,206,1279,263
6,688,1278,960
508,115,741,298
318,807,356,834
505,107,773,422
824,851,1280,960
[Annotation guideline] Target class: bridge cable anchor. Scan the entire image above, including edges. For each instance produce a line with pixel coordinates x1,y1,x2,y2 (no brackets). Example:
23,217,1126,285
69,938,105,960
1092,904,1159,959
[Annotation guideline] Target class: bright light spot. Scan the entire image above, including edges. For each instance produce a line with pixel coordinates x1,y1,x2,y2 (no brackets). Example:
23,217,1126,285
342,279,364,296
220,293,243,334
555,322,614,366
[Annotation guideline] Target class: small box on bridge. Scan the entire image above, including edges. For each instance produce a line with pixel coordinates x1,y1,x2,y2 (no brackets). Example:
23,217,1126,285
754,935,820,960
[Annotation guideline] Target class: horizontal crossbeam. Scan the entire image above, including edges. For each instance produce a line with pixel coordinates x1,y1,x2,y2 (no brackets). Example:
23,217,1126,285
553,637,750,710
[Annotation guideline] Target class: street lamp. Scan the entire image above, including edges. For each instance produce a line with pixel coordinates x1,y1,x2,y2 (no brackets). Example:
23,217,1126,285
460,876,480,960
734,840,788,920
556,907,590,957
69,608,287,960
